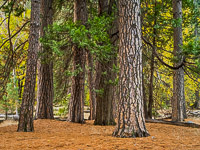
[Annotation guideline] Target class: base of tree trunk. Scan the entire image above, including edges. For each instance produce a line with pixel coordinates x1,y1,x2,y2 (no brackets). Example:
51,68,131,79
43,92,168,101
112,128,150,138
94,120,116,126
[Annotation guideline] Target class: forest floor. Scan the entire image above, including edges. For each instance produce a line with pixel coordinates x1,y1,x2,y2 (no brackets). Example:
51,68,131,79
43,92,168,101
0,118,200,150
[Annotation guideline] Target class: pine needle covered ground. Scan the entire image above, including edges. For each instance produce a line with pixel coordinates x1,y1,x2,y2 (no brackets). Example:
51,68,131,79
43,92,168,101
0,119,200,150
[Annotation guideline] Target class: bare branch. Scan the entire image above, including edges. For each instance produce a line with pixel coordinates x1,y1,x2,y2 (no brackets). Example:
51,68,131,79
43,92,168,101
0,17,8,26
0,0,8,10
142,36,185,70
0,21,30,50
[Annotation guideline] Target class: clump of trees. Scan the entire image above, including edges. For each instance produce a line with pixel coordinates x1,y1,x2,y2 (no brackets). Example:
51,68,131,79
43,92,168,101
0,0,199,138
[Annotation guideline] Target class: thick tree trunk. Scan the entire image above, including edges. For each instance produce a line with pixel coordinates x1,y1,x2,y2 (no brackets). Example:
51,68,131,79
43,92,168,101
17,0,40,132
172,0,186,122
94,61,116,125
86,51,96,120
68,0,87,123
36,0,54,119
113,0,149,138
94,0,116,125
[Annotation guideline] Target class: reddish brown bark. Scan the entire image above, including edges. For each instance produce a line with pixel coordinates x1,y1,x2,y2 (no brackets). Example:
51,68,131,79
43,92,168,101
36,0,54,119
17,0,40,132
68,0,88,123
113,0,149,138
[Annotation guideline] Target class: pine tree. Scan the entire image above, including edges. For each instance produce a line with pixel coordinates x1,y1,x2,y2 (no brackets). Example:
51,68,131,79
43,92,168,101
17,0,40,132
113,0,149,138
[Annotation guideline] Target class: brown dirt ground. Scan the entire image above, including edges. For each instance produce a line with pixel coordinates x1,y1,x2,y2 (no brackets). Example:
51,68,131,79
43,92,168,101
0,119,200,150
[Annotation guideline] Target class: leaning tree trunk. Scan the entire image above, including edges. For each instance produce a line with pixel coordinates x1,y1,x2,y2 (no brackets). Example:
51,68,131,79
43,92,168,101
172,0,186,122
17,0,40,132
113,0,149,138
35,0,54,119
68,0,88,123
94,0,117,126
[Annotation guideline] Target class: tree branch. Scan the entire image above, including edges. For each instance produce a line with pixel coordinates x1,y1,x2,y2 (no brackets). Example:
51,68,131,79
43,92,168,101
0,21,30,50
0,17,8,26
0,0,8,10
142,36,185,70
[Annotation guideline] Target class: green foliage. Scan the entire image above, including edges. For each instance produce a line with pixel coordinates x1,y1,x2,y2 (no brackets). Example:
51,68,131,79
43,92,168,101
41,14,115,62
56,93,71,117
0,78,19,114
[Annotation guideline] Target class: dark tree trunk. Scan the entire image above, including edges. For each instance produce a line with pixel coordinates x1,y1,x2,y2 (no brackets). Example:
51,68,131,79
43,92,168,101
147,0,157,119
142,73,148,119
147,44,155,119
195,89,200,109
94,61,116,125
94,0,116,125
17,0,40,132
172,0,186,122
36,0,54,119
194,0,200,110
113,0,149,138
86,51,96,120
68,0,88,123
5,100,8,120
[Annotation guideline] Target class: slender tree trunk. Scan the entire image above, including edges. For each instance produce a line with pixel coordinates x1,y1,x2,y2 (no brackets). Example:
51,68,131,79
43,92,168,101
94,0,116,125
113,0,149,138
194,90,200,109
86,51,96,120
147,0,157,119
17,0,40,132
36,0,54,119
172,0,186,122
5,100,8,120
68,0,88,123
142,73,148,119
194,0,200,109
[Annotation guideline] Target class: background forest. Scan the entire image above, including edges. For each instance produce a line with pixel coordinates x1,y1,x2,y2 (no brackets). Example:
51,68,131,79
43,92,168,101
0,0,200,137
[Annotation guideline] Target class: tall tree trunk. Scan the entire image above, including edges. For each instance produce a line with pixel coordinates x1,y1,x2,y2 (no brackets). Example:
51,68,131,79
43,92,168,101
194,0,200,109
147,0,157,119
113,0,149,138
68,0,88,123
17,0,40,132
36,0,54,119
86,51,96,120
94,0,116,125
172,0,186,122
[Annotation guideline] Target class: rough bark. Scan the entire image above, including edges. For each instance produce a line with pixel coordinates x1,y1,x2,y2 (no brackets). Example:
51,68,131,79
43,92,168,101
113,0,149,138
68,0,87,123
172,0,186,122
94,61,116,125
94,0,116,125
36,0,54,119
86,51,96,120
17,0,40,132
